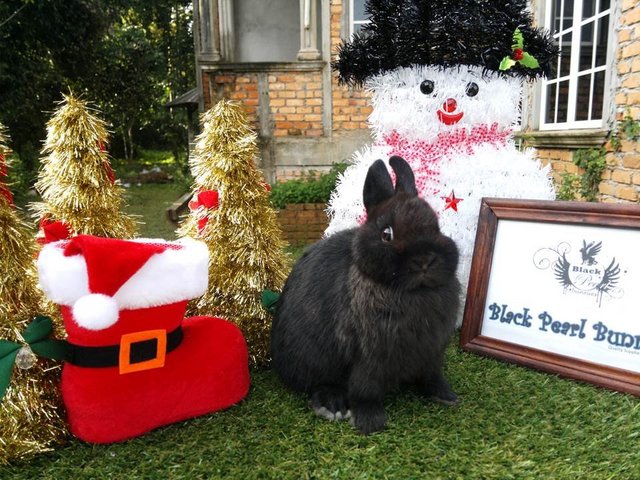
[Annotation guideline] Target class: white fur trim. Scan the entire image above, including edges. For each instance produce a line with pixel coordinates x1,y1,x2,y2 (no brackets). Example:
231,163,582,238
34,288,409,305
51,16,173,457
37,242,90,305
38,237,209,310
73,294,119,330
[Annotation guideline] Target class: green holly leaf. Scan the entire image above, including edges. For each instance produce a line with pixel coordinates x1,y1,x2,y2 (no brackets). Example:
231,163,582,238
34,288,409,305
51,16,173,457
0,316,69,401
520,52,540,69
30,339,70,362
0,342,20,400
512,28,524,50
499,56,517,71
21,316,54,344
261,289,280,314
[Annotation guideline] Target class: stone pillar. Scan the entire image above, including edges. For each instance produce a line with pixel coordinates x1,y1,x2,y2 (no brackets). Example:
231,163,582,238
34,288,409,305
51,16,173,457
298,0,321,61
218,0,235,61
194,0,221,61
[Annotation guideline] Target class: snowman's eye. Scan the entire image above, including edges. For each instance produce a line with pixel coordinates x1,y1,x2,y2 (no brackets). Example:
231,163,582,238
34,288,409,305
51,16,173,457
419,80,434,95
466,82,479,97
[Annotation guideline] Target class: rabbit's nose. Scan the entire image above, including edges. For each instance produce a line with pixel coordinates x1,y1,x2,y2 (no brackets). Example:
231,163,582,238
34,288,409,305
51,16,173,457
443,98,457,113
412,255,436,272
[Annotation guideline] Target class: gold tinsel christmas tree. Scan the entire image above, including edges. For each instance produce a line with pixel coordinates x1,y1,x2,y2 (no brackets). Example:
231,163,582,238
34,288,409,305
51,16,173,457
179,100,288,366
31,94,137,238
0,124,68,464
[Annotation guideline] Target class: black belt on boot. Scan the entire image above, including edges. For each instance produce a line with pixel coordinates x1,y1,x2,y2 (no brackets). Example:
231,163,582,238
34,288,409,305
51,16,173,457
66,326,183,370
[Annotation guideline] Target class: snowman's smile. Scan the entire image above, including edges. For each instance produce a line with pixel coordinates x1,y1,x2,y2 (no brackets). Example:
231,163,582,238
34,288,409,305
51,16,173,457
437,98,464,125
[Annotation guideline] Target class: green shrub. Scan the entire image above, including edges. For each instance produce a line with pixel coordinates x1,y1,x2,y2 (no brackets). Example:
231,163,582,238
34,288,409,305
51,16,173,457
269,162,348,209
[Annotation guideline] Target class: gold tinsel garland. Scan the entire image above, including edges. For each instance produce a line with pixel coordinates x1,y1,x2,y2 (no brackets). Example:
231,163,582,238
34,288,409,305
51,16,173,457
31,94,137,238
179,100,289,366
0,125,67,464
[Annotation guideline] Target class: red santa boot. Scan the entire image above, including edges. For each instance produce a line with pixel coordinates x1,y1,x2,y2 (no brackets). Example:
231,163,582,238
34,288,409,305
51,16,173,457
37,235,250,443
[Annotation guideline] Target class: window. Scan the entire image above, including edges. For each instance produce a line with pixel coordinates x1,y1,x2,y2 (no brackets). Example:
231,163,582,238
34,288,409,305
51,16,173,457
539,0,613,130
350,0,370,36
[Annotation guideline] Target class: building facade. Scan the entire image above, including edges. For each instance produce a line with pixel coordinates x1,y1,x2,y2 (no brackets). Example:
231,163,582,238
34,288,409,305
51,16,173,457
193,0,639,202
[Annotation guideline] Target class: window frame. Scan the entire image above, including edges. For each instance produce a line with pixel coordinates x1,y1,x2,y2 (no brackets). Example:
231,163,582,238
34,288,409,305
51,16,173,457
538,0,616,131
349,0,370,37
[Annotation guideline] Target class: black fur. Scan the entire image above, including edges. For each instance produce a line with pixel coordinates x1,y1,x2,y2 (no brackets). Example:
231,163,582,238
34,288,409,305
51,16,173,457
271,156,460,435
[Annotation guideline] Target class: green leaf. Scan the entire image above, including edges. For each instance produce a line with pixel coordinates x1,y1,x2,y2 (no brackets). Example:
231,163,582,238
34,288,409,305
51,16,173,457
30,339,70,362
261,290,280,314
0,339,20,359
0,349,19,400
512,28,524,50
520,52,540,69
21,316,54,344
499,57,516,71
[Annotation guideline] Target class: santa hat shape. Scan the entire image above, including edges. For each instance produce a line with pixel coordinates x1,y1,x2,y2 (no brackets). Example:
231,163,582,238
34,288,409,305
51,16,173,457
334,0,557,85
38,235,209,331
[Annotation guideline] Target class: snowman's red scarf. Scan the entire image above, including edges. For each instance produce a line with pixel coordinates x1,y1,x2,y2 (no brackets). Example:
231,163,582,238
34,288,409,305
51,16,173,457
378,123,511,196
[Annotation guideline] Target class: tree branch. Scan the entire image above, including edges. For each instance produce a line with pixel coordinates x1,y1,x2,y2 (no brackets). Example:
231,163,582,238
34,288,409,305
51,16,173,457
0,3,28,29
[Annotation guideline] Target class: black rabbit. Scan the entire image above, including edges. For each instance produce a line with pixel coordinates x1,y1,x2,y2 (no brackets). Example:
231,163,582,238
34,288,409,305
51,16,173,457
271,156,460,434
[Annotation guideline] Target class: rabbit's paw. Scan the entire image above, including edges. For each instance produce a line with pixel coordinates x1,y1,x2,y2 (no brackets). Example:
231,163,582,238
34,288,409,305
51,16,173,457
351,402,387,435
420,374,459,406
310,387,351,421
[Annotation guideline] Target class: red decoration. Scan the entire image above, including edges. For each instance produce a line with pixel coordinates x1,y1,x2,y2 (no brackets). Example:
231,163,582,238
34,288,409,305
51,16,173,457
105,163,116,185
0,153,7,178
197,217,209,235
437,98,464,125
38,236,250,443
188,190,220,235
513,48,524,61
441,190,463,212
262,182,271,192
0,153,12,205
380,123,510,206
188,190,220,212
39,217,72,244
0,186,13,205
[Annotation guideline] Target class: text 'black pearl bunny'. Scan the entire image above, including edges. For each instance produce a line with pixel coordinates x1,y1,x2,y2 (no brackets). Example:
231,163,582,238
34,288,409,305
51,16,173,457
271,156,461,435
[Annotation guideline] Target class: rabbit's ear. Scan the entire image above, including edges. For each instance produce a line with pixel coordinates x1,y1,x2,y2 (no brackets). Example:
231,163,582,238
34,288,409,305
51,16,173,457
389,156,418,196
363,159,394,212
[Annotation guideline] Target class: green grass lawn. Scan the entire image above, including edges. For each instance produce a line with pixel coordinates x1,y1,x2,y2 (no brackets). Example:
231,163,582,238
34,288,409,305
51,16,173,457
2,183,639,478
1,346,638,479
124,182,185,239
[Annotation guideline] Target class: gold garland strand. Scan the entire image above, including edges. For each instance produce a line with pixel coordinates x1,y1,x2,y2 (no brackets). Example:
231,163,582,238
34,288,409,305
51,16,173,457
0,124,68,464
31,93,137,238
178,100,289,367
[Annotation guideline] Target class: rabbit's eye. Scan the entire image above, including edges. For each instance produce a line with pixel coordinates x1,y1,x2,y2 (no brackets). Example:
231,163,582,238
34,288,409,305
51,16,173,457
465,82,479,97
419,80,434,95
381,226,394,242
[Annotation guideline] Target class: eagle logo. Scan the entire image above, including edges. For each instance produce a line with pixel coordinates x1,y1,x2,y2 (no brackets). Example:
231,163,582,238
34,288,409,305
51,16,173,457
535,240,624,307
580,240,601,266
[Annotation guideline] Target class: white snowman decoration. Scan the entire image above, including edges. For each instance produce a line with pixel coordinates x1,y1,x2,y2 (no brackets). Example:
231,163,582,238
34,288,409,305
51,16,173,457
327,0,558,323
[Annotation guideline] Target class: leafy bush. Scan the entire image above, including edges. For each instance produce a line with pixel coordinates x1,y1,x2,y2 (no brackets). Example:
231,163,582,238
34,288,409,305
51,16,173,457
269,162,348,209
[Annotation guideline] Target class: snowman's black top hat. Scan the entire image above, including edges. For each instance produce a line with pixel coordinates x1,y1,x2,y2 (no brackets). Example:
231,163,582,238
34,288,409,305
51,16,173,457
334,0,557,85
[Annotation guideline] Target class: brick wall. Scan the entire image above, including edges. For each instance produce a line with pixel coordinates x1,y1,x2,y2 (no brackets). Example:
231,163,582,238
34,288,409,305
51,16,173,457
203,1,373,137
203,68,324,139
203,72,259,126
329,0,372,132
537,0,640,203
277,203,328,245
269,72,324,137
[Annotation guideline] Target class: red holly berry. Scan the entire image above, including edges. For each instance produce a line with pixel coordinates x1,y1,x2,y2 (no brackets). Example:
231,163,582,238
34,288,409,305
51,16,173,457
513,48,524,61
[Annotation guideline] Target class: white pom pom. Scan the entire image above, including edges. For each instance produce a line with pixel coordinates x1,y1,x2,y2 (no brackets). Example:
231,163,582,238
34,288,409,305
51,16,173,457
72,294,119,330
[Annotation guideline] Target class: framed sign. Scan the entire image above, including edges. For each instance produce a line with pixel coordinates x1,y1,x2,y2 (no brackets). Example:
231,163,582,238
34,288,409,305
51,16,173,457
460,198,640,396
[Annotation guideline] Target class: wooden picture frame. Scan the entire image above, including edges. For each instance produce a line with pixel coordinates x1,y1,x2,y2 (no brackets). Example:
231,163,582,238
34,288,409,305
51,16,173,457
460,198,640,396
